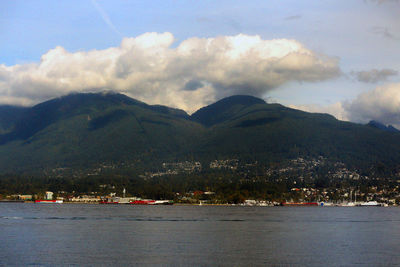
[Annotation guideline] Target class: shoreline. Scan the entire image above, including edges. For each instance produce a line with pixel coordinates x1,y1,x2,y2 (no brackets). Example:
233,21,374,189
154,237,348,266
0,200,395,207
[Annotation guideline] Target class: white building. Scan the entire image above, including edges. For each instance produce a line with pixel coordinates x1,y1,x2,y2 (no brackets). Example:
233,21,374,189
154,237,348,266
45,191,53,200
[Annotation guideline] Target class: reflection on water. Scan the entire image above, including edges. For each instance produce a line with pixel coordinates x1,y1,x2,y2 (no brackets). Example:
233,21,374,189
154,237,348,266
1,204,400,266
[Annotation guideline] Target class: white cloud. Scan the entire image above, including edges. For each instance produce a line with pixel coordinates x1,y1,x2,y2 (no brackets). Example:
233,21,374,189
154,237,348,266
0,32,340,113
344,83,400,126
294,82,400,128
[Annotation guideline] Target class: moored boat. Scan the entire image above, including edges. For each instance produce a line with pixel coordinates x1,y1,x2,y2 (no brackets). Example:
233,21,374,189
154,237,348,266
130,200,156,205
35,200,63,203
319,202,334,206
358,201,382,206
130,199,174,205
154,200,174,205
341,202,356,207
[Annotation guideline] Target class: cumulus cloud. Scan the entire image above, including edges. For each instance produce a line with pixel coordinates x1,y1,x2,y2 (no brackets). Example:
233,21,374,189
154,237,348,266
351,68,398,83
294,83,400,127
0,32,339,113
291,83,400,129
344,83,400,127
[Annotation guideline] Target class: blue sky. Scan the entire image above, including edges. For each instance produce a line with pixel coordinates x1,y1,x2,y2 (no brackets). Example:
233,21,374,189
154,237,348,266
1,0,399,125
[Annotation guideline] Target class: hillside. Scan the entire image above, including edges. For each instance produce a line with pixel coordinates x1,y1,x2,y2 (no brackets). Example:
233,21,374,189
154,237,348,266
191,96,400,169
0,92,203,173
0,92,400,175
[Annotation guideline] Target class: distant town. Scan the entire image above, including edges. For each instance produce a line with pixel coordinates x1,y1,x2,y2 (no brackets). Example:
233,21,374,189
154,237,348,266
2,157,400,206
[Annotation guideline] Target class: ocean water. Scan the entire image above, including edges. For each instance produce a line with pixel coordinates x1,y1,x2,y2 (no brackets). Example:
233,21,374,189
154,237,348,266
1,204,400,266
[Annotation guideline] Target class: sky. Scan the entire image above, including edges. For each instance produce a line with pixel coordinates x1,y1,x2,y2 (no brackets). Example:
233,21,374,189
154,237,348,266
1,0,399,126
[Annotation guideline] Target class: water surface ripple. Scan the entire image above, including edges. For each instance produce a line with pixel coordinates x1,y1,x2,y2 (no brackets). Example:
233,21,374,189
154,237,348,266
1,204,400,266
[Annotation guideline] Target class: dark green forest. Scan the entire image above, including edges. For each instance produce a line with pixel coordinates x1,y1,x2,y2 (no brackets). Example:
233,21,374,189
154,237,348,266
0,92,400,197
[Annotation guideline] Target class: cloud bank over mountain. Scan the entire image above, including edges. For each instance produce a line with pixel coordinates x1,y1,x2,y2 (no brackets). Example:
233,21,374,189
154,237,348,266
0,32,339,113
294,82,400,128
345,83,400,126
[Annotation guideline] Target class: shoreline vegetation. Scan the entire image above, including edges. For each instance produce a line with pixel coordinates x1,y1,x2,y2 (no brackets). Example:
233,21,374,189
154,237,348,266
1,172,400,206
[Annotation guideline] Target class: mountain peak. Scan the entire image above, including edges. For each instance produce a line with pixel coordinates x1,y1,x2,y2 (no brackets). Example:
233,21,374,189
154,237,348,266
367,120,399,132
212,95,266,106
36,92,188,118
191,95,266,127
2,92,400,174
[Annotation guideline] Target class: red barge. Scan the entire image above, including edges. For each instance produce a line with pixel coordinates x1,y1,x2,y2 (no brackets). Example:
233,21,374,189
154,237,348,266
130,200,156,205
35,200,63,203
130,200,173,205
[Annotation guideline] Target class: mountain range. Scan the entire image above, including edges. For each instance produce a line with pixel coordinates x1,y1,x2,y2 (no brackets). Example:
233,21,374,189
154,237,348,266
0,92,400,175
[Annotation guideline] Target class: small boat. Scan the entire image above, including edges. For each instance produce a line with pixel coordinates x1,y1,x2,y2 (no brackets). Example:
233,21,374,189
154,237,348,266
358,201,382,206
319,202,334,206
35,200,63,204
154,200,174,205
130,200,173,205
341,202,356,207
